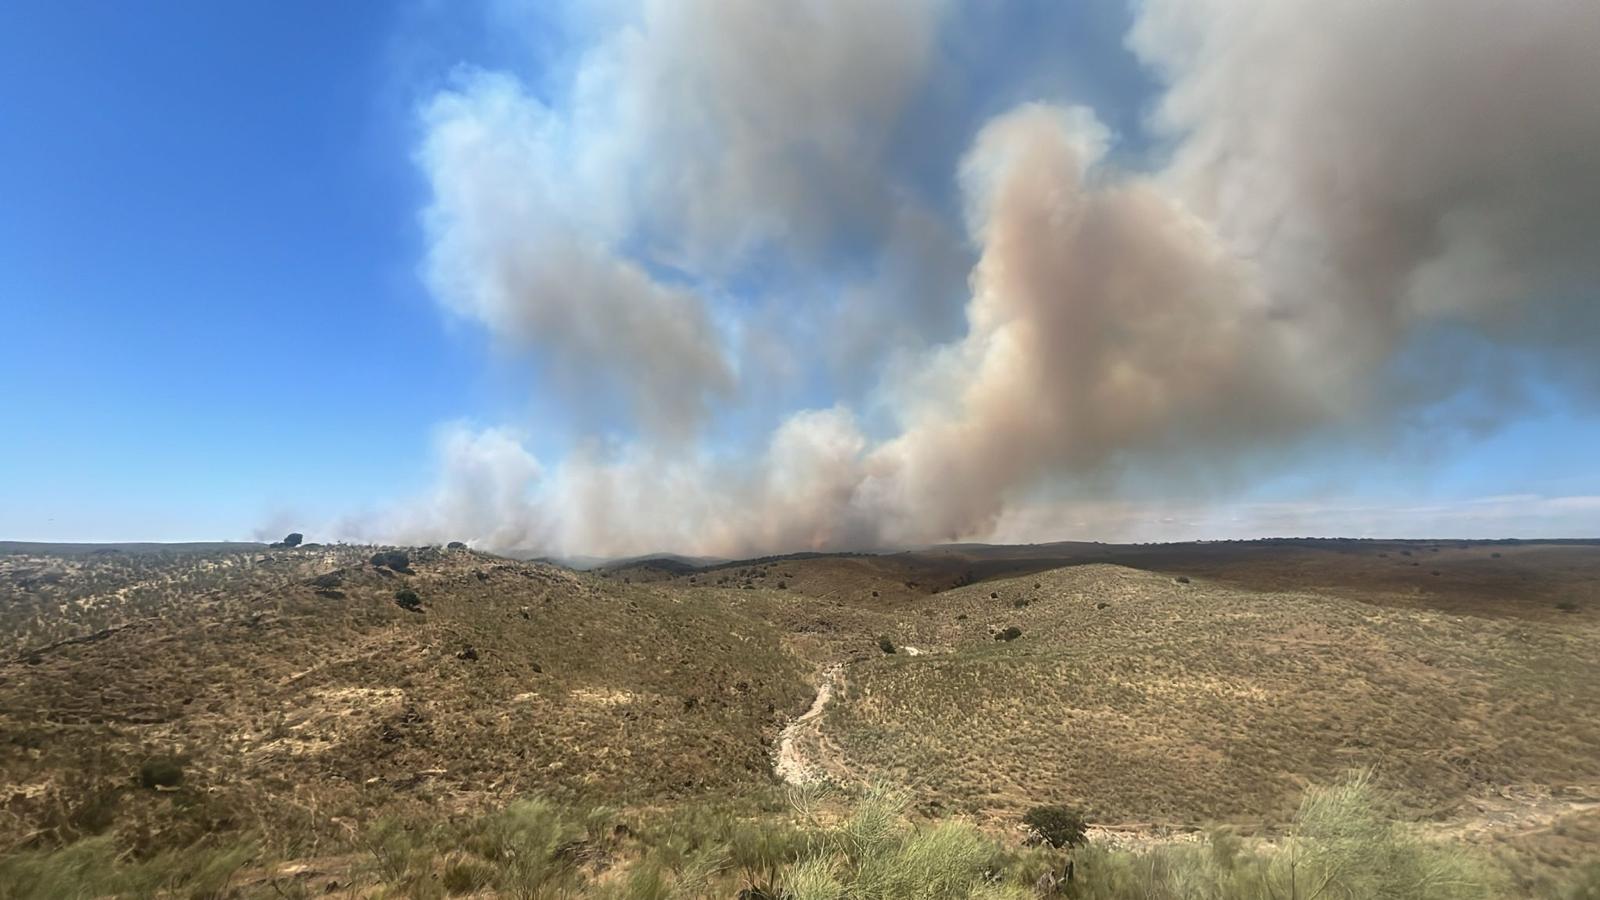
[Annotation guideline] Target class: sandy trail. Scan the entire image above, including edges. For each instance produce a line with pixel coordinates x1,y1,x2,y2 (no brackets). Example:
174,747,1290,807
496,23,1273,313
775,665,841,785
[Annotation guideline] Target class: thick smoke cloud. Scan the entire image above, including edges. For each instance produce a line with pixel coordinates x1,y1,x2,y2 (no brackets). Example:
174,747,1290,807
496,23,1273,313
382,0,1600,557
420,74,736,436
1131,0,1600,373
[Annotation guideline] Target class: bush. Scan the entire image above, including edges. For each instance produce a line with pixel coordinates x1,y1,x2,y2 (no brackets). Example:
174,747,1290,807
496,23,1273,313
1023,805,1088,849
442,854,496,895
877,636,896,654
470,798,583,895
1554,862,1600,900
994,626,1022,642
362,816,430,883
282,533,303,548
0,836,255,900
137,758,184,790
447,541,467,550
1174,575,1191,584
394,589,422,612
371,550,413,573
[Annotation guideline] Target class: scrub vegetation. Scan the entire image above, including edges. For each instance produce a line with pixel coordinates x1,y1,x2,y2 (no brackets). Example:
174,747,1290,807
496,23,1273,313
2,539,1597,896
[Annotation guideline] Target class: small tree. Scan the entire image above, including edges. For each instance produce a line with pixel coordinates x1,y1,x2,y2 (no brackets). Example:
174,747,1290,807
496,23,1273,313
281,533,304,548
1023,804,1088,849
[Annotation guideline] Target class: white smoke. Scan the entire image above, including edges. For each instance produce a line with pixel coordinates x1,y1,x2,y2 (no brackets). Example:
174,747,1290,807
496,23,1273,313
419,73,736,437
345,425,547,552
377,0,1600,557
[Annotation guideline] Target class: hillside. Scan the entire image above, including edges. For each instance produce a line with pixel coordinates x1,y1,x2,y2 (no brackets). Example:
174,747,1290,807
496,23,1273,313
0,545,810,857
1,539,1598,896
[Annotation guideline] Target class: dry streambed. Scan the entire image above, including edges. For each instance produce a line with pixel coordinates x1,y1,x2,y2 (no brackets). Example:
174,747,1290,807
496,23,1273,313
774,665,840,785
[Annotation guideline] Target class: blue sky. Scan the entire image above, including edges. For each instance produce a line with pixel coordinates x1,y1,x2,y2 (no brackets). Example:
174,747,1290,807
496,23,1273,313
0,3,470,539
2,1,1596,549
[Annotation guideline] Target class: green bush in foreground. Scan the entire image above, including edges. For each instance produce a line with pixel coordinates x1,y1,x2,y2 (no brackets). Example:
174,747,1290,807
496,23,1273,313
6,773,1598,898
0,835,254,900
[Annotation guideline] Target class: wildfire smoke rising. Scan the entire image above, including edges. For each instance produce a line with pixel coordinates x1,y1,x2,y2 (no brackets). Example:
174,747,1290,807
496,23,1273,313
359,0,1600,558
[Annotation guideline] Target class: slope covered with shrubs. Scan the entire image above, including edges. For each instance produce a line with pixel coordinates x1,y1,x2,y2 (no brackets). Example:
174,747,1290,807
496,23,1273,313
0,546,812,861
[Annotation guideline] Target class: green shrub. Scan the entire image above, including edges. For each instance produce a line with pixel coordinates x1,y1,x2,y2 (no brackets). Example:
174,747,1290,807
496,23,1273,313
470,798,583,895
363,816,429,883
308,571,341,589
441,853,496,895
394,588,422,612
0,836,255,900
877,635,896,654
371,549,412,573
137,757,184,790
1023,804,1088,849
1554,861,1600,900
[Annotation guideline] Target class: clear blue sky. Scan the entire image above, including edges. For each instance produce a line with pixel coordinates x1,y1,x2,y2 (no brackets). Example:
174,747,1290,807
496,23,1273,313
1,1,1596,546
0,3,483,539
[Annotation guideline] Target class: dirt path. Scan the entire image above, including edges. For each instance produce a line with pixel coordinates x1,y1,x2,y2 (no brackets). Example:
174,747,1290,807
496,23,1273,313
775,665,841,785
1425,787,1600,845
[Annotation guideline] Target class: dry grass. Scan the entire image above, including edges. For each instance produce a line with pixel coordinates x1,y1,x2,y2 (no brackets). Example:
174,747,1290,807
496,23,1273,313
3,538,1598,892
0,546,810,857
812,564,1600,829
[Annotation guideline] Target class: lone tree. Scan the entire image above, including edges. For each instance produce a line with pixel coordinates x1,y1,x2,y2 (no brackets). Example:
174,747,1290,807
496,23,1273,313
1023,804,1088,849
281,533,303,548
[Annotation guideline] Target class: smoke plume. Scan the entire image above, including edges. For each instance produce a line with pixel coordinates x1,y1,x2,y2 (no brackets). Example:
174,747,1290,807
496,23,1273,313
381,0,1600,557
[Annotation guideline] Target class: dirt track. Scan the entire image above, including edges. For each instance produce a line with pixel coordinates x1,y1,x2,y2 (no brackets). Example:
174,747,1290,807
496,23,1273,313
775,665,840,785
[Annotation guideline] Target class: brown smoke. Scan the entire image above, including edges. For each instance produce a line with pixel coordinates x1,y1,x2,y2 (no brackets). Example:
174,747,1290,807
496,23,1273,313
374,0,1600,557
